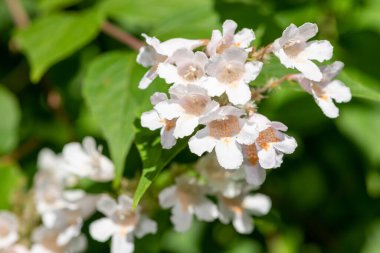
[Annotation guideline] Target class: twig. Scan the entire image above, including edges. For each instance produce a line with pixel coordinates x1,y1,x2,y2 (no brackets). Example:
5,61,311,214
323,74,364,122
0,138,41,163
101,21,144,50
251,43,273,61
4,0,29,28
252,74,296,102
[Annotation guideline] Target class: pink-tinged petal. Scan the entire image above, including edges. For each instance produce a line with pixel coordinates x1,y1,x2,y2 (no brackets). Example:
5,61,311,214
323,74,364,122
89,218,115,242
324,80,351,103
223,47,247,62
141,110,162,131
154,101,183,120
233,212,253,234
274,49,294,68
150,92,168,105
242,194,271,215
207,30,223,56
111,233,134,253
118,195,133,210
159,38,204,56
194,198,219,221
134,216,157,238
236,121,259,145
97,195,118,217
138,69,158,89
188,128,217,156
243,163,266,186
273,135,297,154
201,77,226,97
278,24,298,46
302,40,333,62
161,128,177,149
298,22,318,41
137,46,157,67
234,28,255,48
226,82,251,105
222,19,238,40
174,115,199,139
215,139,243,170
320,61,344,82
258,146,277,169
294,60,322,82
270,121,288,131
157,63,181,84
312,92,339,118
158,186,177,209
243,61,263,83
171,203,193,232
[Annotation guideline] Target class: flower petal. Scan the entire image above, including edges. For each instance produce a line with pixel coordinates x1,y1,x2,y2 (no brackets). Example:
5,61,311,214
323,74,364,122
215,139,243,170
226,82,251,105
194,198,219,221
141,110,162,131
188,128,217,156
243,61,263,83
258,146,277,169
302,40,333,62
157,63,181,84
173,115,199,138
273,135,297,154
111,233,134,253
234,28,255,48
243,163,266,186
89,218,115,242
171,203,193,232
158,186,177,209
233,212,253,234
154,101,183,120
97,195,118,217
242,194,272,215
324,80,351,103
134,216,157,238
294,59,322,82
311,91,339,118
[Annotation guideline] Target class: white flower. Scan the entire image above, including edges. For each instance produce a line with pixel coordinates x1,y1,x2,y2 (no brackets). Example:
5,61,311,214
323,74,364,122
272,23,333,81
61,136,115,182
157,48,209,86
137,34,205,89
295,61,351,118
2,245,30,253
141,92,177,149
248,113,297,169
31,227,87,253
0,212,19,249
218,193,271,234
154,85,219,138
196,153,249,198
204,47,262,105
188,106,259,170
207,19,255,56
158,175,218,232
89,195,157,253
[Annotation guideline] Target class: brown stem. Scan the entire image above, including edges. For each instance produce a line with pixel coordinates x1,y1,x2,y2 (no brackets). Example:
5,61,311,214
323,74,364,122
251,43,273,61
101,21,144,50
252,74,296,102
0,138,41,163
5,0,29,28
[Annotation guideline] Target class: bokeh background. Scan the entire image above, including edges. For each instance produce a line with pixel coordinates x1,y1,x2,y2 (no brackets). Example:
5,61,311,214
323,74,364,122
0,0,380,253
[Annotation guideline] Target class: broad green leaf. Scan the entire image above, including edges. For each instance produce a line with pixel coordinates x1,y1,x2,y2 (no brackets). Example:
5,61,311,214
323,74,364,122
133,124,189,208
339,69,380,102
0,162,25,209
362,221,380,253
14,9,104,82
0,85,21,154
336,104,380,167
37,0,80,12
83,52,137,188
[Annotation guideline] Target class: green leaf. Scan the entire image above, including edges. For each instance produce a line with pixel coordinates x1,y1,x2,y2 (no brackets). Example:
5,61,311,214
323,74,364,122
133,124,189,208
37,0,80,12
339,69,380,102
336,104,380,167
14,9,104,82
0,85,21,154
83,52,137,188
0,162,25,209
101,0,219,39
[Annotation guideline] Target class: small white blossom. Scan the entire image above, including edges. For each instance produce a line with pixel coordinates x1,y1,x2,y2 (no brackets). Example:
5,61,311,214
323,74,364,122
31,227,87,253
272,23,333,81
141,92,177,149
196,153,251,198
0,212,19,249
295,61,351,118
248,114,297,169
157,48,209,86
241,144,267,186
218,193,271,234
154,85,219,138
207,19,255,56
137,34,205,89
89,195,157,253
61,137,115,182
204,47,262,105
159,175,218,232
189,106,259,170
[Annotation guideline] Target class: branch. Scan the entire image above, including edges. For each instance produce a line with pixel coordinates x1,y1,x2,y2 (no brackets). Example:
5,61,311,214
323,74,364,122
101,21,144,50
0,138,41,163
5,0,29,28
252,74,297,102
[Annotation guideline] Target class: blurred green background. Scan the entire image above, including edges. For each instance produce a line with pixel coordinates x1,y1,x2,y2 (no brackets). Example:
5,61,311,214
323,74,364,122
0,0,380,253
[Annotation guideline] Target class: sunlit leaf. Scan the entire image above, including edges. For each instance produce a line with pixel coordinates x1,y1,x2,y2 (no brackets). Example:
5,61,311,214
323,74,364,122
0,162,24,209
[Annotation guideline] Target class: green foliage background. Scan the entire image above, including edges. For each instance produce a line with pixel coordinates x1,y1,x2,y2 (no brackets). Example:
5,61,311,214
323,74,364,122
0,0,380,252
